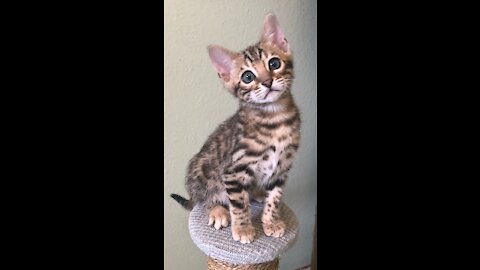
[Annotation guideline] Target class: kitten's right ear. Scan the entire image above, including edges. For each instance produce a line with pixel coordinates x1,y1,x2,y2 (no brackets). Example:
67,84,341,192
207,45,237,83
261,13,290,53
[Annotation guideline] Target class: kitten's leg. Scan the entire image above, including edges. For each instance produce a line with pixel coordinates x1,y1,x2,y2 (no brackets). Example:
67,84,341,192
228,189,255,243
207,204,229,230
262,174,287,237
223,173,255,244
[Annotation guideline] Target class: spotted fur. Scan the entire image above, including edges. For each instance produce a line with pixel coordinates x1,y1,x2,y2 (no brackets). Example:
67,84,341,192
171,13,300,244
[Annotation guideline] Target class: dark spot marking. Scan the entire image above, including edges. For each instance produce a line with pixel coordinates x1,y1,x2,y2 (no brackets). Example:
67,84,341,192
233,154,245,163
286,143,299,151
285,113,300,125
263,155,269,160
283,70,293,77
256,128,271,137
245,150,264,156
255,138,266,145
234,82,240,96
202,163,211,178
260,113,299,130
243,52,253,63
260,122,280,129
229,199,245,209
233,164,248,173
237,117,247,125
248,46,259,60
224,180,238,185
265,178,286,191
286,153,292,159
232,143,249,154
226,187,243,194
285,60,293,69
215,139,222,161
241,89,252,97
245,168,255,177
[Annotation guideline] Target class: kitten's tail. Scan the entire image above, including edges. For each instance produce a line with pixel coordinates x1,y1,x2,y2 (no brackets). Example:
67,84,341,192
170,194,194,210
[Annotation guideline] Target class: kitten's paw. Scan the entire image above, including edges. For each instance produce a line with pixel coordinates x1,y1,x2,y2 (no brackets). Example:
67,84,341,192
207,205,229,230
232,224,255,244
263,220,286,237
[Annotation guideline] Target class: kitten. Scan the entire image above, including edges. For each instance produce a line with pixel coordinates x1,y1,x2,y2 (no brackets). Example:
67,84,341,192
171,13,300,244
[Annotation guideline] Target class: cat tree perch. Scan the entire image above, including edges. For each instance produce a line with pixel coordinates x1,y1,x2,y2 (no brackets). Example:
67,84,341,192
189,201,299,270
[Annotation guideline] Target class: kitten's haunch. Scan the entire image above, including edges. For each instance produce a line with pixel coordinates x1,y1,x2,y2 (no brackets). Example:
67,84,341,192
170,13,300,244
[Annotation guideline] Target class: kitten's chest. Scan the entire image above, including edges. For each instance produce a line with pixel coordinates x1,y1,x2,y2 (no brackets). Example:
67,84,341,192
251,126,298,182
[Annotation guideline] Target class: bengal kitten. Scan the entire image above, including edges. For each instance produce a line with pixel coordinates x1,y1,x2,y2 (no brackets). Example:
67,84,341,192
171,13,300,244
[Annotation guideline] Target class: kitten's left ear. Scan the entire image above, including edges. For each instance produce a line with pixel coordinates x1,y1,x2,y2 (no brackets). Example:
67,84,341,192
260,13,290,53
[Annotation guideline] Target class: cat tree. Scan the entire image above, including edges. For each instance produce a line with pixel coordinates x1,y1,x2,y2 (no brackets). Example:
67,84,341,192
189,201,299,270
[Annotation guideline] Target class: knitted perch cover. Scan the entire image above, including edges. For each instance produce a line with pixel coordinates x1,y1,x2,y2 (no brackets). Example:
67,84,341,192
189,201,299,265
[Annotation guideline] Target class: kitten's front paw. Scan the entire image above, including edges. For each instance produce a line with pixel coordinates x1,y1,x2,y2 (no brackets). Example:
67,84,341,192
232,223,255,244
207,205,229,230
263,220,286,237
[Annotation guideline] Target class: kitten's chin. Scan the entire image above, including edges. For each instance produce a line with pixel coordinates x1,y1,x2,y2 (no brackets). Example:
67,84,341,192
262,89,288,104
243,91,290,112
248,89,283,105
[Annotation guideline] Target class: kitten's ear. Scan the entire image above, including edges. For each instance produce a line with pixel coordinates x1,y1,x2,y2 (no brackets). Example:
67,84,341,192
207,45,237,83
260,13,289,53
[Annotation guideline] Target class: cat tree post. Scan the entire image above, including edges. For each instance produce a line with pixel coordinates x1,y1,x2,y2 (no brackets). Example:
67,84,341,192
189,201,299,270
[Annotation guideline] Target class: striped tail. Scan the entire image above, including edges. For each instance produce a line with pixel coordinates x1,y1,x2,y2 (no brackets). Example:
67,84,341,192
170,194,194,210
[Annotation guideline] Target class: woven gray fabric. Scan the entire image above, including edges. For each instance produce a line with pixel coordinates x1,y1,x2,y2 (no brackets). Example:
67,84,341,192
189,201,299,264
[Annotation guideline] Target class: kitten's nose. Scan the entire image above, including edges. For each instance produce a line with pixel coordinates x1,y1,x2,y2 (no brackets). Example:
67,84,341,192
262,79,273,88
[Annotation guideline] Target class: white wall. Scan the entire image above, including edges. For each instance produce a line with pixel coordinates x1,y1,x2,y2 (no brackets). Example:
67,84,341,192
164,1,317,269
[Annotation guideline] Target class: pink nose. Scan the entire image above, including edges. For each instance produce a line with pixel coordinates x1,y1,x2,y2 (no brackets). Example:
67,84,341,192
262,79,273,88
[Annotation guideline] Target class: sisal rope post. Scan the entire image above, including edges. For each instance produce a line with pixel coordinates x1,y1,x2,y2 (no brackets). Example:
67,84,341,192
208,257,279,270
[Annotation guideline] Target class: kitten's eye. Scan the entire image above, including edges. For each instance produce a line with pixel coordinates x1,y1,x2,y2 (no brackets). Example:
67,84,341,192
241,71,256,84
268,58,281,70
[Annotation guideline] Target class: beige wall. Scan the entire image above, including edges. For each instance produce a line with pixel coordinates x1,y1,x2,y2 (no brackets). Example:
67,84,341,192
164,1,317,269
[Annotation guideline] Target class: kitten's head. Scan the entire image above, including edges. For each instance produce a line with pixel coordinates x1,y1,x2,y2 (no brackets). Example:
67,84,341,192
208,13,293,105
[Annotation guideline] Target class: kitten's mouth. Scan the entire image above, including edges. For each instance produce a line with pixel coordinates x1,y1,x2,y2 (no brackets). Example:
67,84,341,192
264,88,280,99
